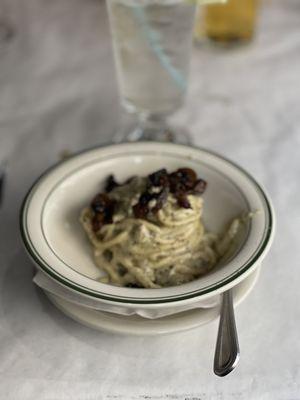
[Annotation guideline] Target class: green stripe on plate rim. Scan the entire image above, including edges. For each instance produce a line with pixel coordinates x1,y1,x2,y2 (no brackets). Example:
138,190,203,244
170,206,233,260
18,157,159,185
40,151,252,282
19,144,274,305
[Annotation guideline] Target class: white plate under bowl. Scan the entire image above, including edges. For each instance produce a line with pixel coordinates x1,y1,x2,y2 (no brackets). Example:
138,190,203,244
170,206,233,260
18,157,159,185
45,267,260,335
20,142,275,310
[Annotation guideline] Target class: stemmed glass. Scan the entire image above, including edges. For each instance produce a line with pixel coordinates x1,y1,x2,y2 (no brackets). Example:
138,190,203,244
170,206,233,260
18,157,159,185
106,0,197,144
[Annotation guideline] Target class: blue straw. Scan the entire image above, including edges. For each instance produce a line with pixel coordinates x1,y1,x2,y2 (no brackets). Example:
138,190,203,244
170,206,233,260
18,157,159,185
132,5,187,92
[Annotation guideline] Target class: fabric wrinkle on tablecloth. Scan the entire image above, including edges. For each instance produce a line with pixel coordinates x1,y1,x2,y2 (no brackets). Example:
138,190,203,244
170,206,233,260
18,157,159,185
0,0,299,398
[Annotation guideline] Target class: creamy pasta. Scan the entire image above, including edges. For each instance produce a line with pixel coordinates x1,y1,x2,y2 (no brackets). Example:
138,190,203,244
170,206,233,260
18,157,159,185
80,170,242,288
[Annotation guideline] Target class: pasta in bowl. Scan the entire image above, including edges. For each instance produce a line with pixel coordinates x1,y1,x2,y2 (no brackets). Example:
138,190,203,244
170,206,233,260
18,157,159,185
20,142,275,309
80,169,245,289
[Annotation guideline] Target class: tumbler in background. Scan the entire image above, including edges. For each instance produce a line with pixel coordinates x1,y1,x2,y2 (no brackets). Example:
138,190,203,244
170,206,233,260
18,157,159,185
195,0,259,44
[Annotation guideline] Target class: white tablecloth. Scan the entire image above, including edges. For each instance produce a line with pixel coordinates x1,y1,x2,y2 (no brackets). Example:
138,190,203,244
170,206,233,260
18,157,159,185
0,0,300,398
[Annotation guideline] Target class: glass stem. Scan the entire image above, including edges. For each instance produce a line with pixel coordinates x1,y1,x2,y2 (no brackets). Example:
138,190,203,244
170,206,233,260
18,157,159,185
127,113,174,142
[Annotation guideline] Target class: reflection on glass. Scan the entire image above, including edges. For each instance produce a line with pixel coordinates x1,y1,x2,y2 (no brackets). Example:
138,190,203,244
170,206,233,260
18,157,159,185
106,0,196,143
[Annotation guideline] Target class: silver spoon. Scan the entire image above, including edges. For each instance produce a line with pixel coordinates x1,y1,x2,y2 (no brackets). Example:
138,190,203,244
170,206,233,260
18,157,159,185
214,289,240,376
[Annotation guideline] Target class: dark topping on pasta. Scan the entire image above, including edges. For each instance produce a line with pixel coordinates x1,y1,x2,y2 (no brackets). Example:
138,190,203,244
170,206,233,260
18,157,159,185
148,168,169,187
105,174,120,193
193,179,207,195
139,191,154,206
91,193,115,232
133,203,149,219
152,186,169,214
125,282,142,288
164,168,205,209
91,168,207,229
170,168,197,190
176,193,191,209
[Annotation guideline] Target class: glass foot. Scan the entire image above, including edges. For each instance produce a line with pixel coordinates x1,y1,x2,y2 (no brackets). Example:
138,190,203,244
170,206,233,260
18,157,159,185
113,117,192,145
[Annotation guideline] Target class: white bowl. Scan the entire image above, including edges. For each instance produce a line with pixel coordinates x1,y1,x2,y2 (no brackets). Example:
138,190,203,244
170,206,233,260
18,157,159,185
20,142,275,311
45,267,261,335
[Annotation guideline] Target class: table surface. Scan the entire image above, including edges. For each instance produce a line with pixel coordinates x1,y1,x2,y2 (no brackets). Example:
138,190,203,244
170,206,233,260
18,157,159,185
0,0,300,398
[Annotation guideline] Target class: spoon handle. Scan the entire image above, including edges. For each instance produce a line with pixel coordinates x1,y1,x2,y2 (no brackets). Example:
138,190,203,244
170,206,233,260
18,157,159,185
214,290,240,377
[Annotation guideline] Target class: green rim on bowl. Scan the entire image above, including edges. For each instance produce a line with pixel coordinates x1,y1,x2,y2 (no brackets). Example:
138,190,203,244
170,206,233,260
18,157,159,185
20,143,274,305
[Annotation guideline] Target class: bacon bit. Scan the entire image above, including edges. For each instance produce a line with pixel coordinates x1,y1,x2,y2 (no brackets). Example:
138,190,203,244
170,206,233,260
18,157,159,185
176,193,191,209
169,168,197,191
90,168,206,227
92,213,105,232
133,203,149,219
169,178,186,195
181,169,197,189
139,191,154,206
91,193,111,213
152,187,169,214
90,193,116,232
105,175,119,193
148,169,169,187
193,179,207,195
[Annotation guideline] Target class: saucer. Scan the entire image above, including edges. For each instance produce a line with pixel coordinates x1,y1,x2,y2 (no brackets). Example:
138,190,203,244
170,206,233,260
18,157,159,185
45,267,260,336
21,142,274,309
